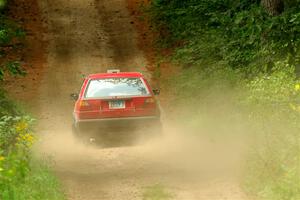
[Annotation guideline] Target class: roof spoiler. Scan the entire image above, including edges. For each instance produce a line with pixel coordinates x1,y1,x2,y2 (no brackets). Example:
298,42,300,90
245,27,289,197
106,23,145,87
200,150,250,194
107,69,120,73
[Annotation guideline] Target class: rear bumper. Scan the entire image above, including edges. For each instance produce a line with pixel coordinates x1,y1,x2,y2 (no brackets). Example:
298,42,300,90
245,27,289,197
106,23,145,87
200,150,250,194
74,116,161,132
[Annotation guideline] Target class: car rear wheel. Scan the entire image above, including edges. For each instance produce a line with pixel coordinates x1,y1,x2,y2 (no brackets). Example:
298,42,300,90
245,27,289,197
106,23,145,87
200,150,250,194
72,123,95,145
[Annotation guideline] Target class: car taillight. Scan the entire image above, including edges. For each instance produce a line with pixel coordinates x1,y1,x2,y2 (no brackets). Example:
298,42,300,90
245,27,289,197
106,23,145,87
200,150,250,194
79,100,90,107
78,100,91,111
145,98,155,104
144,98,155,105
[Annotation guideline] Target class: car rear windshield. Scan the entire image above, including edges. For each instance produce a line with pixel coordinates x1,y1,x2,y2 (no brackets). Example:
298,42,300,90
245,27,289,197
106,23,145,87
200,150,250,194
85,77,150,98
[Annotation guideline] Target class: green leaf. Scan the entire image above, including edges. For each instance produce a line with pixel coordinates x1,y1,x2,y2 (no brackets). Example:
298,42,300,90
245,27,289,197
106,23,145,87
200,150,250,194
0,0,7,10
5,61,26,77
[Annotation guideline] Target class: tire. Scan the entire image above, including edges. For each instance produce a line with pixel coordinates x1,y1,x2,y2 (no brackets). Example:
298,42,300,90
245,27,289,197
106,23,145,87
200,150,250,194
72,123,93,144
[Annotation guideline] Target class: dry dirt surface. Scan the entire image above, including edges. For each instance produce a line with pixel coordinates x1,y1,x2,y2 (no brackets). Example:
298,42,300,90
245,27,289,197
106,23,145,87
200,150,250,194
9,0,249,199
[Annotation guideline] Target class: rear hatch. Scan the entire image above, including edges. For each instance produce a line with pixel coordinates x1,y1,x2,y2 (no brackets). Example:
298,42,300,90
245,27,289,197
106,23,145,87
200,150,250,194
75,76,158,120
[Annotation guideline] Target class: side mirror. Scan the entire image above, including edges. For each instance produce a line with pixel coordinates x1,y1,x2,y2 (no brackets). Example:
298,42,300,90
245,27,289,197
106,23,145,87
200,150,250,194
70,93,79,101
152,89,160,95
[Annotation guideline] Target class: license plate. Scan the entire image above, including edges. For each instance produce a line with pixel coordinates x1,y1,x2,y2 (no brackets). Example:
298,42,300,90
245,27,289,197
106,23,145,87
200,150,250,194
109,100,125,109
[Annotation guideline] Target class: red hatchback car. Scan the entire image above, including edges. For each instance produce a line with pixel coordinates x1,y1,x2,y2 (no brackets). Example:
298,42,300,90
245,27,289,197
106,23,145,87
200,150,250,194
71,70,161,140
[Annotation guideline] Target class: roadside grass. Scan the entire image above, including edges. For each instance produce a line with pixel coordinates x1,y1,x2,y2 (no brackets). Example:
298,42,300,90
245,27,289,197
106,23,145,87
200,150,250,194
1,161,65,200
143,184,172,200
0,93,66,200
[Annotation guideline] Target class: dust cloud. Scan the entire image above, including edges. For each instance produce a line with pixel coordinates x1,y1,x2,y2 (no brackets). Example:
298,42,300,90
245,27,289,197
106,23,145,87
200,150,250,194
30,0,250,198
35,98,250,200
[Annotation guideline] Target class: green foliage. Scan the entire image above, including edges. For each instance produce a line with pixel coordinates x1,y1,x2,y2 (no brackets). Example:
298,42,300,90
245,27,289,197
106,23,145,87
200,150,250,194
0,115,33,153
0,91,65,199
164,59,300,200
0,61,26,80
0,89,19,116
0,16,25,46
0,102,65,200
149,0,300,73
170,64,242,101
243,61,300,199
0,14,26,81
0,0,7,11
0,114,34,198
246,61,298,107
149,1,300,199
1,161,65,200
5,61,25,76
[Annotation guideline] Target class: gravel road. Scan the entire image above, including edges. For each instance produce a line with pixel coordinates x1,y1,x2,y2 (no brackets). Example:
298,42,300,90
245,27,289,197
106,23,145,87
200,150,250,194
27,0,250,199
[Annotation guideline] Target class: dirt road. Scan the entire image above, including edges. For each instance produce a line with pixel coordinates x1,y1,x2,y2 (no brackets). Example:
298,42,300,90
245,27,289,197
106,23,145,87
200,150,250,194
28,0,249,199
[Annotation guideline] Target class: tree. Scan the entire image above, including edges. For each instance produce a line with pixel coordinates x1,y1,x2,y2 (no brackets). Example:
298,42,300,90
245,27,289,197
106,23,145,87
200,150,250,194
261,0,284,16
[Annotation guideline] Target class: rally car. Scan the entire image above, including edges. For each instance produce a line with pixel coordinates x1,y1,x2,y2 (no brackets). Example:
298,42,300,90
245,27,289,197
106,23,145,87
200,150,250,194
71,70,161,141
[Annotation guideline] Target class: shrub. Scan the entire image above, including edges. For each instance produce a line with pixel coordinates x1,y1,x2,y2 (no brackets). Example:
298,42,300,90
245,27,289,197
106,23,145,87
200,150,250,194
0,14,26,80
0,115,36,199
149,0,300,74
244,61,300,199
148,1,300,199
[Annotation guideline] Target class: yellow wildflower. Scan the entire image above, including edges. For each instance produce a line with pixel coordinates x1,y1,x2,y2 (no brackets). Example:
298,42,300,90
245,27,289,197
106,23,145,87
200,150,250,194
0,156,5,161
15,121,28,132
16,131,35,148
295,84,300,91
25,133,35,143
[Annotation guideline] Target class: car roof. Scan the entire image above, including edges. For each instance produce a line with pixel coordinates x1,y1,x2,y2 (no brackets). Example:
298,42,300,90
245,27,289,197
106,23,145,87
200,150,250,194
87,72,144,79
